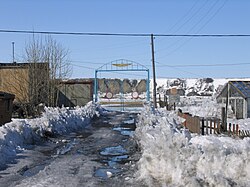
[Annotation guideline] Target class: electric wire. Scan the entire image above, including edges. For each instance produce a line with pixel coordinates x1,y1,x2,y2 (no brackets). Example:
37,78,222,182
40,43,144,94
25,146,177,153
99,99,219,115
157,0,228,58
157,62,250,67
0,29,250,37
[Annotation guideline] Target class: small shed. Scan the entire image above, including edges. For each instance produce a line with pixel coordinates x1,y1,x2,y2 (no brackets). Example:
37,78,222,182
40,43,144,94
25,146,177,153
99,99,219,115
217,81,250,119
0,91,15,125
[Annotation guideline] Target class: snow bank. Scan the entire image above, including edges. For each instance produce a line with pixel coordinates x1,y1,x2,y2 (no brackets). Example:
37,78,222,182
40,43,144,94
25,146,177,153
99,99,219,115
0,102,99,169
134,105,250,187
178,96,224,118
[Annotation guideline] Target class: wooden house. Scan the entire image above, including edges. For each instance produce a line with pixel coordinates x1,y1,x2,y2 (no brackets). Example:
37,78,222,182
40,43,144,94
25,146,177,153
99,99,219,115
217,81,250,119
0,91,15,125
0,62,49,104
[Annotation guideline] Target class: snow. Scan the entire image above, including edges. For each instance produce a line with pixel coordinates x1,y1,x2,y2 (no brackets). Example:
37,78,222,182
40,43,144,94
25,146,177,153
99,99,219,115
155,78,250,96
177,96,250,130
1,82,250,186
0,102,99,169
134,104,250,187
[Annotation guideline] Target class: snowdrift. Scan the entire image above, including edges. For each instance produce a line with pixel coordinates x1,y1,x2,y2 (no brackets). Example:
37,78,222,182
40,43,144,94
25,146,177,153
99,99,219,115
0,102,99,169
134,105,250,187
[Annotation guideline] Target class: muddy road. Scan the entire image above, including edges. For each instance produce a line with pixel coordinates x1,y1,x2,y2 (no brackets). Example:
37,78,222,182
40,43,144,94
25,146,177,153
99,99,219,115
0,111,142,187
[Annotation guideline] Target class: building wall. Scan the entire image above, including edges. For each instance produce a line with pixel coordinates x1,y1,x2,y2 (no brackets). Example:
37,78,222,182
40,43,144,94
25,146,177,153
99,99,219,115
57,81,93,107
219,96,247,119
0,67,29,103
217,82,249,119
0,63,49,105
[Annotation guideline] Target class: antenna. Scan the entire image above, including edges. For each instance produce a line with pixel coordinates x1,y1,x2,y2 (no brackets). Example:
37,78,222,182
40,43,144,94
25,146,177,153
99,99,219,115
12,42,15,63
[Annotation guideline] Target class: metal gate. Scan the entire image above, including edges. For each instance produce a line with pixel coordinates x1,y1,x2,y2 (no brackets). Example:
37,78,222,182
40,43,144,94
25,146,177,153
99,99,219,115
94,59,150,111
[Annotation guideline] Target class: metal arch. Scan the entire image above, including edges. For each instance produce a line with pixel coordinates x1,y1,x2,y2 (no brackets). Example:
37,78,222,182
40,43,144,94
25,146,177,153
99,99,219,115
94,59,150,102
96,59,149,72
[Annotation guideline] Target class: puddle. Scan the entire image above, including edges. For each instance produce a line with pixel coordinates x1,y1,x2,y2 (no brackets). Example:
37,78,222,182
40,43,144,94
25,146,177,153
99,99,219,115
109,121,122,125
76,132,92,139
102,155,129,167
123,119,135,124
121,131,134,136
113,127,134,136
110,155,129,162
100,145,127,156
94,168,121,179
56,139,78,155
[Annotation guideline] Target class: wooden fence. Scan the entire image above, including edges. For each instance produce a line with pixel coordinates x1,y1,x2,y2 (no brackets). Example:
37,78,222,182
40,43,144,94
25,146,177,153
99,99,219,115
178,111,250,138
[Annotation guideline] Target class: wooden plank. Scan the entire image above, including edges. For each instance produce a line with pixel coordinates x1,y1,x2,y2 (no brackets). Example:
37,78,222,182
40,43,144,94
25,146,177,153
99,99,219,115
210,119,212,134
236,124,239,136
206,118,208,135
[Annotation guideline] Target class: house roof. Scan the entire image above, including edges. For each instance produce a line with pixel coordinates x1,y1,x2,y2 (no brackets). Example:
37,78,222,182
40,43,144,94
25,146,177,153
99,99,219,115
216,81,250,99
229,81,250,98
0,62,49,69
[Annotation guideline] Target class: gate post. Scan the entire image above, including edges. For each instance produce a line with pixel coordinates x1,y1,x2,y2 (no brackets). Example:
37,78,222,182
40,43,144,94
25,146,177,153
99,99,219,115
94,70,98,102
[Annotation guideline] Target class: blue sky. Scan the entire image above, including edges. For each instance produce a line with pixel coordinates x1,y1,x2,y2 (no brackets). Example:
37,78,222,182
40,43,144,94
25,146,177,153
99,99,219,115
1,0,250,79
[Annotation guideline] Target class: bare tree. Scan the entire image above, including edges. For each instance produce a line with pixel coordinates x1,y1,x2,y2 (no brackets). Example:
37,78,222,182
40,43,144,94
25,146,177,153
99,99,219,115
23,35,72,108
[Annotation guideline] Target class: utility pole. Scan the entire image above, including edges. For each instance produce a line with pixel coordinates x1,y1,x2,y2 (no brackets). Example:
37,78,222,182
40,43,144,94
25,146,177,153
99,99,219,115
151,34,157,108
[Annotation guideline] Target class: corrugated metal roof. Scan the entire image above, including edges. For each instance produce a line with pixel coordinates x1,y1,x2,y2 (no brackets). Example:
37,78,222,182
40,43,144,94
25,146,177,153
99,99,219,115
229,81,250,98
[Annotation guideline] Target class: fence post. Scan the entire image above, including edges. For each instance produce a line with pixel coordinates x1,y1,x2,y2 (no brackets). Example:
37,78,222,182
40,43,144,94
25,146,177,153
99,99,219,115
228,123,231,136
233,124,235,136
236,124,239,136
201,118,205,135
206,119,208,135
164,95,167,110
214,118,217,134
196,116,200,134
221,107,227,132
210,119,212,134
218,119,221,133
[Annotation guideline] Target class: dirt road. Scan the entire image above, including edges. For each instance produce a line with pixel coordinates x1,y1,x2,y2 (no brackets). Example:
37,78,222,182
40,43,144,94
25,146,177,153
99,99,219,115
0,110,141,187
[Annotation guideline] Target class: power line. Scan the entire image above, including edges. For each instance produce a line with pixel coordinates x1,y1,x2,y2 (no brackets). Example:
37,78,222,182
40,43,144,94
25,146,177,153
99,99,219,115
69,60,104,65
1,29,250,37
71,63,96,70
157,62,250,67
167,0,209,34
157,0,228,58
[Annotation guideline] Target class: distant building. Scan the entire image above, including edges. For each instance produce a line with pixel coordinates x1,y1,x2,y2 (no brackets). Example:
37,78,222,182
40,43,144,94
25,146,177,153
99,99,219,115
166,87,185,96
217,81,250,119
0,91,15,125
0,62,49,104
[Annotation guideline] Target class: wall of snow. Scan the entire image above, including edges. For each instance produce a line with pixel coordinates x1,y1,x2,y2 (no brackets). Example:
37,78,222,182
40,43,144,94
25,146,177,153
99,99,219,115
155,78,250,96
0,102,99,169
134,105,250,186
